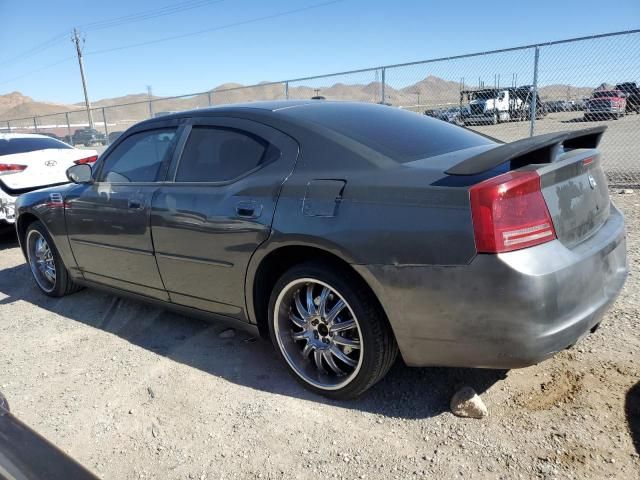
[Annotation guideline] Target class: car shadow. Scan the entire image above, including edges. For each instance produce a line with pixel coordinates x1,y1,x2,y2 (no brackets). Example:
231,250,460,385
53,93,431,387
626,382,640,454
0,229,18,251
559,116,615,124
0,257,506,420
560,116,591,123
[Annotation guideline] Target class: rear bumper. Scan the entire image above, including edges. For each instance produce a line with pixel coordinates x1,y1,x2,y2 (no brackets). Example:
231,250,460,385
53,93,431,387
355,205,628,368
463,114,494,124
585,106,622,115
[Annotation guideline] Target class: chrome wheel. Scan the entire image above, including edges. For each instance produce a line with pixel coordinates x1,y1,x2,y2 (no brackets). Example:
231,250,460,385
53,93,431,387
273,278,363,390
27,230,56,293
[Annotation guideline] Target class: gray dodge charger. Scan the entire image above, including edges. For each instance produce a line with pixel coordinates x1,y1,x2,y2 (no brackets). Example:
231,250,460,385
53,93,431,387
14,101,627,398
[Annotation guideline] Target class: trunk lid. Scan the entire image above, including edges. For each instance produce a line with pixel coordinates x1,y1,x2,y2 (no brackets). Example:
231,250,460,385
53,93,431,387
538,150,610,249
443,127,610,250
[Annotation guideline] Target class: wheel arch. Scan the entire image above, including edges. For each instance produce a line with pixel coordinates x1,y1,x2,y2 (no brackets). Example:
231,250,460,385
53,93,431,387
15,212,40,259
247,243,391,341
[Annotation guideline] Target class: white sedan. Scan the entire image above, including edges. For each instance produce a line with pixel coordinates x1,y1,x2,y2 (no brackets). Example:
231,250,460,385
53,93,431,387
0,134,98,225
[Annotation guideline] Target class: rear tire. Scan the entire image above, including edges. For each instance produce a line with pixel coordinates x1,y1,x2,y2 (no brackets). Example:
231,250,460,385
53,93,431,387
25,221,82,297
268,261,398,399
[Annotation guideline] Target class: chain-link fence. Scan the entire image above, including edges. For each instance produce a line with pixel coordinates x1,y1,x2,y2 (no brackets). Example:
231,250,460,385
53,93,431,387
1,29,638,185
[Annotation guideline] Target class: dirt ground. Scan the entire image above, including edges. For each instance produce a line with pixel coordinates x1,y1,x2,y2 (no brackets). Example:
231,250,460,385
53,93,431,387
0,191,638,480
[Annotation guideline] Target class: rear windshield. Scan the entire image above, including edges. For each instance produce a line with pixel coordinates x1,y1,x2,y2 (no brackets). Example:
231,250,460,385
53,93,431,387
282,103,495,162
0,136,72,156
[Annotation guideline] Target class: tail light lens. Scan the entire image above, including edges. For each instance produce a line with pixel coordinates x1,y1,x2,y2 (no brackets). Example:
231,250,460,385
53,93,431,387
469,171,556,253
0,164,27,176
74,155,98,165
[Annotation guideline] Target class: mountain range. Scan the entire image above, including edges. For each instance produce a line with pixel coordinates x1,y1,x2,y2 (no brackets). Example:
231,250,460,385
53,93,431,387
0,76,599,123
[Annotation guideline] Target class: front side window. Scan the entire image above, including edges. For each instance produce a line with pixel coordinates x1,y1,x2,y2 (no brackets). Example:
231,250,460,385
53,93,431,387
98,128,177,182
175,126,280,183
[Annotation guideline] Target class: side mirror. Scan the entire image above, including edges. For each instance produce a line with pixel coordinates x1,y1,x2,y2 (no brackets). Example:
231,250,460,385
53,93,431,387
66,164,93,184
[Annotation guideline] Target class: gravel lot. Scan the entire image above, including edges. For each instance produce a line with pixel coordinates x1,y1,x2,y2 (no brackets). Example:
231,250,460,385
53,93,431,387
0,190,638,480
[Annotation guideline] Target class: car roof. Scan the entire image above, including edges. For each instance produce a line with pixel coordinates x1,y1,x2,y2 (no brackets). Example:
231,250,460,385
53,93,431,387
147,100,318,120
0,133,57,140
140,100,403,124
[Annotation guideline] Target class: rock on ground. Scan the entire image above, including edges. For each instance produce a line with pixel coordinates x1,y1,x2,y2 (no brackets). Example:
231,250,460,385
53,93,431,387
450,386,488,419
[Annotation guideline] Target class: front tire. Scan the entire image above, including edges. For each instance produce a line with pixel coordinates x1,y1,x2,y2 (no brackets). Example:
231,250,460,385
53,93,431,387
25,221,81,297
268,261,397,399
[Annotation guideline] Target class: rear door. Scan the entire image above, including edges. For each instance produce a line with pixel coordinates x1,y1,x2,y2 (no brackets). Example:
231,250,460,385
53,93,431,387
65,126,181,299
150,117,298,318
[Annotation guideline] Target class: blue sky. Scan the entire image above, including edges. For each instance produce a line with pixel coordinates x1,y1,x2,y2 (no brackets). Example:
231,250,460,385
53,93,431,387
0,0,638,103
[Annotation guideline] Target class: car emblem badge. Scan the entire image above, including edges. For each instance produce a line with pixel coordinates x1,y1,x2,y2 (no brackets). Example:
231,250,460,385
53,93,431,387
45,160,57,167
588,175,597,189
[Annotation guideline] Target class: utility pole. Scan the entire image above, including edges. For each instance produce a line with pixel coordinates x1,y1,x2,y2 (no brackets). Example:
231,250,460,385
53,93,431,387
147,85,154,118
72,28,94,128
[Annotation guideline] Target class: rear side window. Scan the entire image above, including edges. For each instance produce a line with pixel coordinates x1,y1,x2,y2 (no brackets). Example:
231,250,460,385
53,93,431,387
0,136,72,156
282,103,495,162
98,128,177,182
175,126,280,182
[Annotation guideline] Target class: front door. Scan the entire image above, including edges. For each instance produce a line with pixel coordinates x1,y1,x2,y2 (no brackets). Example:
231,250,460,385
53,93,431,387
65,127,180,300
150,117,298,318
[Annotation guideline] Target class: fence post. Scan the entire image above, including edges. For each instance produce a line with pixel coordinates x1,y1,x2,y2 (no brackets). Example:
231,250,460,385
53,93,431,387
529,46,540,137
148,98,154,118
102,107,109,142
380,68,386,104
207,91,212,106
6,121,10,133
65,112,72,145
285,81,289,100
33,117,38,133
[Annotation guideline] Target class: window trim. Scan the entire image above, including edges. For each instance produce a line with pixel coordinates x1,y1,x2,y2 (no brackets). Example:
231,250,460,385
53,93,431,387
93,126,182,185
169,123,282,186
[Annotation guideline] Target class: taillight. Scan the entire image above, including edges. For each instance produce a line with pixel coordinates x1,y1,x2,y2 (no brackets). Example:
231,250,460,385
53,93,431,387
0,164,27,176
74,155,98,165
469,171,556,253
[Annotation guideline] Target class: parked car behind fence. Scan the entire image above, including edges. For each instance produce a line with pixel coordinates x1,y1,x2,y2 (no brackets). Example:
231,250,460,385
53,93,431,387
72,128,107,146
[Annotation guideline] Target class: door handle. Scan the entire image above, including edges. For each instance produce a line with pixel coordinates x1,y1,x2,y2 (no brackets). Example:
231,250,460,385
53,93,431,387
236,201,262,218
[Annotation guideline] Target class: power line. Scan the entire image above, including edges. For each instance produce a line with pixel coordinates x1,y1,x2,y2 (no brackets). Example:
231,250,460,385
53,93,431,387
0,0,224,70
0,56,75,86
81,0,224,33
0,32,69,68
86,0,343,56
0,0,343,87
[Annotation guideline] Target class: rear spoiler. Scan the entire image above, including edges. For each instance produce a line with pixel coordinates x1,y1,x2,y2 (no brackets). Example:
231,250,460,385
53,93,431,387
445,126,606,176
